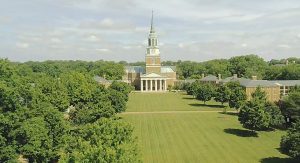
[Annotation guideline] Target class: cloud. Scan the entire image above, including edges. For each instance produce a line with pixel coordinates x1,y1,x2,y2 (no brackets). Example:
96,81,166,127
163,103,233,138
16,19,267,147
278,44,291,49
85,35,101,42
241,43,248,47
95,48,110,52
50,38,62,43
16,42,29,48
178,43,184,48
79,18,136,32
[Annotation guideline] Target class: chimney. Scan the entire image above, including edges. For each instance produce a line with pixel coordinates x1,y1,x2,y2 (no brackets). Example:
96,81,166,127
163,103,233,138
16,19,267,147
218,74,222,80
233,74,238,79
252,76,257,80
201,73,205,78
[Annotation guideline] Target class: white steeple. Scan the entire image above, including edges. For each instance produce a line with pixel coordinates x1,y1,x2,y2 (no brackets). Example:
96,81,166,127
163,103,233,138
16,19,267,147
146,10,160,56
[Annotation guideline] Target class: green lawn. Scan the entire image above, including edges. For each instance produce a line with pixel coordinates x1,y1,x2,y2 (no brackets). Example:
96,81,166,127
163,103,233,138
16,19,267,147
121,92,293,163
126,92,233,112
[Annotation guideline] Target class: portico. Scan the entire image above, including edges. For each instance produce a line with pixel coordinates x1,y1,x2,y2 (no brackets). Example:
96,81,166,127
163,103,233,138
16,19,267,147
140,72,167,92
140,78,167,91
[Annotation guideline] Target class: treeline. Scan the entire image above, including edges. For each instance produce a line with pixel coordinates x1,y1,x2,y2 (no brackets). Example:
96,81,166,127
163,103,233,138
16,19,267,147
157,55,299,80
0,59,139,162
20,60,125,80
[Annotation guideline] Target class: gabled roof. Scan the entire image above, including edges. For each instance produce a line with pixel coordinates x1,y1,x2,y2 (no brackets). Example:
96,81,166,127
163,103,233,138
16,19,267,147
200,75,218,81
125,66,145,73
141,73,166,78
161,66,176,73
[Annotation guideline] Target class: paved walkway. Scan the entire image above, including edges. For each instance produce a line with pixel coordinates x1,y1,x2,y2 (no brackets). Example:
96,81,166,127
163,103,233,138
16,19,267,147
121,110,237,115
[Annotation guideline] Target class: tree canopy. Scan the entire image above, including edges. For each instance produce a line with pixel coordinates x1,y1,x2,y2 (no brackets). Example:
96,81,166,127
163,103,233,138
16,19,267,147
0,59,139,162
153,56,300,80
238,87,284,131
280,121,300,160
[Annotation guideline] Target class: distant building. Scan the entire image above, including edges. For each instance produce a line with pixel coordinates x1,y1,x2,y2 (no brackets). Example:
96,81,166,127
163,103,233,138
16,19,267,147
122,12,176,92
271,80,300,96
238,78,281,102
220,75,300,102
200,74,222,84
94,76,112,87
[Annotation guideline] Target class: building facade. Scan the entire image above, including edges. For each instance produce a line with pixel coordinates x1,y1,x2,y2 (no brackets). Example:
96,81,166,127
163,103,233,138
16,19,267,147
123,12,176,92
220,75,300,102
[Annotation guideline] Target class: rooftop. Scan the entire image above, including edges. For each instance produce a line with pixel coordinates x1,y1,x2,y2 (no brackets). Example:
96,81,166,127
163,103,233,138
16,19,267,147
94,76,111,83
125,66,175,74
200,75,219,81
271,80,300,86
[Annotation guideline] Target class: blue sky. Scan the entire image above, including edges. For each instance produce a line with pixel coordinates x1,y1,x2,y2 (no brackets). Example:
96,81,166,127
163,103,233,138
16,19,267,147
0,0,300,62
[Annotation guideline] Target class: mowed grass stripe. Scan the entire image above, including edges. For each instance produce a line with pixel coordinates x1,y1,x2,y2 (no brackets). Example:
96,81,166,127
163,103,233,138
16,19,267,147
122,93,289,163
126,92,233,112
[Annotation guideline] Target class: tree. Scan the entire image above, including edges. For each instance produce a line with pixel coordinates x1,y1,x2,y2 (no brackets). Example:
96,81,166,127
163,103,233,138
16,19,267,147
226,81,246,110
0,59,140,162
250,86,267,102
195,83,215,104
264,64,300,80
264,65,283,80
238,87,285,131
280,121,300,160
0,114,18,162
265,103,285,128
35,75,70,112
238,87,272,131
280,64,300,80
228,55,267,78
238,97,271,131
186,81,200,96
60,118,140,163
108,89,127,113
109,81,134,101
14,117,53,162
215,85,230,106
204,59,231,78
280,91,300,121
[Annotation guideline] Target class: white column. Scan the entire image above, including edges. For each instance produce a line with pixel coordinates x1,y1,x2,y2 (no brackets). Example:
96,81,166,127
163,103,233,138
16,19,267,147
155,80,157,91
160,79,162,91
141,80,143,92
150,80,153,91
164,80,167,91
146,80,148,91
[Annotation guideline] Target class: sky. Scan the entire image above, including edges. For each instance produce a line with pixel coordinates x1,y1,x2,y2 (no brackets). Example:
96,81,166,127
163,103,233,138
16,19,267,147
0,0,300,62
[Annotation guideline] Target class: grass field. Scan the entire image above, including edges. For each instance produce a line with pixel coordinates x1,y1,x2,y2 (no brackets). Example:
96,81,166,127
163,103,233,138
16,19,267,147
121,92,294,163
126,92,234,112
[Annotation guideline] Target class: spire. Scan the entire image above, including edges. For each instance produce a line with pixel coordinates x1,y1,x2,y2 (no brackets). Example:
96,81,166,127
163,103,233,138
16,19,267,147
150,10,155,33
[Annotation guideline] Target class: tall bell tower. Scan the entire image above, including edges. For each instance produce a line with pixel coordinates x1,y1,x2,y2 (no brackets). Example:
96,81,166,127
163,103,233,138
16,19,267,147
145,11,161,74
